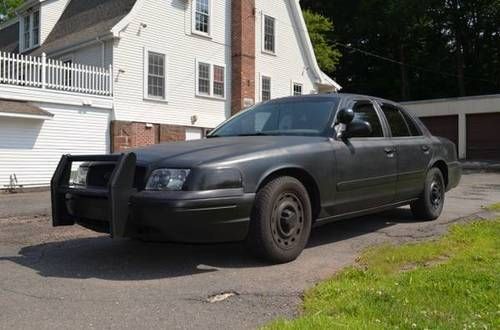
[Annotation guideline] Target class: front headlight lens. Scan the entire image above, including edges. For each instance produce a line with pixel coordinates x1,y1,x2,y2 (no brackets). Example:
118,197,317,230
72,165,89,186
145,169,191,191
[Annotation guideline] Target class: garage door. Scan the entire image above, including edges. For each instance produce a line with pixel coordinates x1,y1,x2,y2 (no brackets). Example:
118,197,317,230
466,113,500,160
419,115,459,152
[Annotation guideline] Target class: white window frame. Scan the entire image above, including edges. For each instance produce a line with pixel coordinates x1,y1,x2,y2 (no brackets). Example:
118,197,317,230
261,14,277,55
195,59,226,100
260,74,272,102
292,82,303,96
20,9,40,52
191,0,213,38
143,48,169,102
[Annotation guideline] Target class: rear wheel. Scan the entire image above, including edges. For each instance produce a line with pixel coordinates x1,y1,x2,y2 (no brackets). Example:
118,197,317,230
247,176,312,263
411,167,445,220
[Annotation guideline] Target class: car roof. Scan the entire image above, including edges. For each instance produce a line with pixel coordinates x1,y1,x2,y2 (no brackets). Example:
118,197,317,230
267,93,399,106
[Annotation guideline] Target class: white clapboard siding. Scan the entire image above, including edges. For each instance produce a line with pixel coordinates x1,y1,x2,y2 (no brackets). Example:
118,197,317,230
0,52,113,96
0,103,111,188
254,0,318,101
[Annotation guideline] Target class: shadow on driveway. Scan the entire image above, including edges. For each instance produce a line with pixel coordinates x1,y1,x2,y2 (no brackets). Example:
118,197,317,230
1,208,420,281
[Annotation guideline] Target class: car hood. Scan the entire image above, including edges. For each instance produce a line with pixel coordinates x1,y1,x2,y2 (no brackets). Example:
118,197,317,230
127,136,329,167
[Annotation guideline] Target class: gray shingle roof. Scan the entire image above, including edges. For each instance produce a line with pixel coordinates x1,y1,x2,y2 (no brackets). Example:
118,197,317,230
0,22,20,53
0,99,54,118
34,0,137,55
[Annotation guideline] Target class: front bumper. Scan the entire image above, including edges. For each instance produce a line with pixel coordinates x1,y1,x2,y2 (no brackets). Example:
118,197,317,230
51,153,254,243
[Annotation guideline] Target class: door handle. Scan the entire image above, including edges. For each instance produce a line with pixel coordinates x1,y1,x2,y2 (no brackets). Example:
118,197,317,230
384,147,396,158
422,145,431,152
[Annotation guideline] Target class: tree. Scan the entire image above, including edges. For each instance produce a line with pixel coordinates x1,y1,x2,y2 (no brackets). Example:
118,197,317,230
303,10,342,73
0,0,23,23
301,0,500,101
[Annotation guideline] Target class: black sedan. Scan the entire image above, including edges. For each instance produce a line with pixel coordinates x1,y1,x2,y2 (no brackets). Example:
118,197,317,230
51,94,461,263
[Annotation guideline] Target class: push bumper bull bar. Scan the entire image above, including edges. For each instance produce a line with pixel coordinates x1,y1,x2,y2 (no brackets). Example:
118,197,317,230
50,153,137,237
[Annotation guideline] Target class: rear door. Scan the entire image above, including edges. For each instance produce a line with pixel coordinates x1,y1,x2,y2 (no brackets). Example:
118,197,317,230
378,102,432,201
332,99,397,215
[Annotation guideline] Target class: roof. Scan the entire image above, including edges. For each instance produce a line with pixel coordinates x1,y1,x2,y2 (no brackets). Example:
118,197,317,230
0,99,54,120
0,21,20,53
34,0,137,55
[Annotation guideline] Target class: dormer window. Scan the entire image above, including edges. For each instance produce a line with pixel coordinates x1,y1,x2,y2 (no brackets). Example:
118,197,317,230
21,9,40,51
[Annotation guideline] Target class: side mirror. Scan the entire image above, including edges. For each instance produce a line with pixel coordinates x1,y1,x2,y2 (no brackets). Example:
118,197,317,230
337,108,355,125
204,129,212,138
344,119,372,139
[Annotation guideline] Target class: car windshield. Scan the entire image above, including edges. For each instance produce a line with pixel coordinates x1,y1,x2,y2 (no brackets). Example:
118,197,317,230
209,98,338,138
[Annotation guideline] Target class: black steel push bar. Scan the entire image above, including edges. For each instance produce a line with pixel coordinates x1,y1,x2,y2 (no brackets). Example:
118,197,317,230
50,152,137,238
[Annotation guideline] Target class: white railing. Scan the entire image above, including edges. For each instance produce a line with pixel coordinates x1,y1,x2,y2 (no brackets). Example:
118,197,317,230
0,52,113,96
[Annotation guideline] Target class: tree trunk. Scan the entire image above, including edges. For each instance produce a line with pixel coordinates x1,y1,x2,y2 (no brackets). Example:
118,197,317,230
456,42,466,96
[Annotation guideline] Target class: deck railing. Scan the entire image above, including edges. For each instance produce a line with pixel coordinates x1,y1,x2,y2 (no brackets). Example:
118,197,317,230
0,52,113,96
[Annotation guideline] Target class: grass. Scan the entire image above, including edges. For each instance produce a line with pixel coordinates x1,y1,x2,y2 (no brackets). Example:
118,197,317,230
266,219,500,330
485,203,500,212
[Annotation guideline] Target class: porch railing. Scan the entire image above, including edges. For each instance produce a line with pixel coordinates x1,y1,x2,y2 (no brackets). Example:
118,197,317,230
0,52,113,96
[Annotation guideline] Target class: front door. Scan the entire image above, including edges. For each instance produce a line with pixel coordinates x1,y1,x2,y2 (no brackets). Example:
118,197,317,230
333,100,398,215
379,103,432,201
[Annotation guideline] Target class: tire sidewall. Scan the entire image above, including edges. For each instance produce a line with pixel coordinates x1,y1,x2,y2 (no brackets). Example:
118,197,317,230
423,168,445,219
253,177,312,263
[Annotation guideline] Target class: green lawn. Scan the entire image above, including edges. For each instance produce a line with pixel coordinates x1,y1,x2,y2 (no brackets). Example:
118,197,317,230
267,219,500,330
485,203,500,212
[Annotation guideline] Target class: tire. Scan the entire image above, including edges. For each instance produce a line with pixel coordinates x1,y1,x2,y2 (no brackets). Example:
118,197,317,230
247,176,312,263
411,167,445,221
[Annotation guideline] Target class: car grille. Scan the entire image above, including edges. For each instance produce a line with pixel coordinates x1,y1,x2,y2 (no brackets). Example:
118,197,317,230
86,162,147,190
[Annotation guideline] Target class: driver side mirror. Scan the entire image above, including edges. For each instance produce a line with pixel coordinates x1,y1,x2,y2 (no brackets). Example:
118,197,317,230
335,109,373,139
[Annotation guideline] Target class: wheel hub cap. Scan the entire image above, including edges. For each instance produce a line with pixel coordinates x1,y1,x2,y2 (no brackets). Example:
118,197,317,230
271,192,304,250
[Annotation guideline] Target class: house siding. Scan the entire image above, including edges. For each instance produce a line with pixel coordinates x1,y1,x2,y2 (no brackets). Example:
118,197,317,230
56,40,114,67
40,0,71,46
112,0,232,129
0,103,110,188
254,0,318,102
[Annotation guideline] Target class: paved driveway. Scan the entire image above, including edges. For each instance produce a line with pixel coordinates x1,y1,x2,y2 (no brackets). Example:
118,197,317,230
0,172,499,329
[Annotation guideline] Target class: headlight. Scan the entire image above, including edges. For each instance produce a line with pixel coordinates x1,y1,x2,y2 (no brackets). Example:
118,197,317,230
145,169,191,191
72,165,89,186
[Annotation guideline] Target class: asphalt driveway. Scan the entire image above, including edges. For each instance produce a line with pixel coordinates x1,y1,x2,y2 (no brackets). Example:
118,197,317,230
0,172,499,329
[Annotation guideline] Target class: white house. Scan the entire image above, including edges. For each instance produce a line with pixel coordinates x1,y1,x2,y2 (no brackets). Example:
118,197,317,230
0,0,340,188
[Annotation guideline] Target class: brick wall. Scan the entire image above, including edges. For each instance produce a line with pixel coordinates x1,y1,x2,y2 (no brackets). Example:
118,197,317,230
111,121,190,152
231,0,256,116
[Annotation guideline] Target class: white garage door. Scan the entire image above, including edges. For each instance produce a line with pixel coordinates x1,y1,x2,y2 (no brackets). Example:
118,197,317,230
185,127,203,141
0,104,111,188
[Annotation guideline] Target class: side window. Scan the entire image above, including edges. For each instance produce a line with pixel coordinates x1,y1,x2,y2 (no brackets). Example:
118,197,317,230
380,104,411,137
400,108,422,136
351,102,384,138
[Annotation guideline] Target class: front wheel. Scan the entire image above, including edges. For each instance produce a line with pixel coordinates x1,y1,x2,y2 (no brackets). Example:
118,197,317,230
247,176,312,263
411,167,445,220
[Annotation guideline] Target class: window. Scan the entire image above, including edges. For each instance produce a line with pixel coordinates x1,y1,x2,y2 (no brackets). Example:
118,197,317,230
21,10,40,51
213,65,225,98
209,99,338,138
400,109,422,136
145,51,167,100
263,15,276,53
23,16,30,50
293,83,303,96
351,102,384,138
261,76,271,102
198,62,210,95
380,104,413,137
32,11,40,46
196,61,226,99
193,0,210,35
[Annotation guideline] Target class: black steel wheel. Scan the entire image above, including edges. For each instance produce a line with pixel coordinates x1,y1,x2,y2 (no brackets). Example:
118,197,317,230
247,176,312,263
411,167,445,220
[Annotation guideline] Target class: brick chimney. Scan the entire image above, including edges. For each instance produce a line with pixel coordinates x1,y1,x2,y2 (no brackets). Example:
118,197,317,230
231,0,256,115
